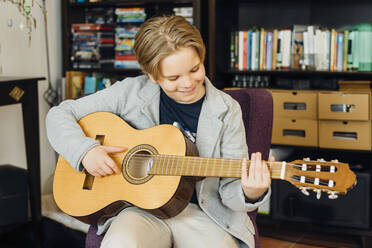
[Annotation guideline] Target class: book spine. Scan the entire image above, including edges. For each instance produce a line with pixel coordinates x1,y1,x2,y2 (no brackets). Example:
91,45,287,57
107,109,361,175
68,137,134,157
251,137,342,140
323,30,331,70
247,31,252,70
330,29,336,71
281,29,291,69
230,31,236,69
266,32,273,70
259,28,265,70
251,31,257,70
272,29,278,70
239,31,244,70
343,30,349,71
337,32,344,71
352,30,359,71
243,31,248,70
347,31,354,71
276,30,282,69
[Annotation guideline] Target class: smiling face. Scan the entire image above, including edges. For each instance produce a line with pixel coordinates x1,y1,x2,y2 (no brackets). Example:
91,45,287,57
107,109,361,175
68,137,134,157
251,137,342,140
148,47,206,104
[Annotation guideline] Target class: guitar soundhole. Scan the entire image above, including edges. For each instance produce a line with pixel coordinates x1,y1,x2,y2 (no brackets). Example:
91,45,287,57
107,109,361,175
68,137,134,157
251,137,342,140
122,144,158,185
127,151,151,179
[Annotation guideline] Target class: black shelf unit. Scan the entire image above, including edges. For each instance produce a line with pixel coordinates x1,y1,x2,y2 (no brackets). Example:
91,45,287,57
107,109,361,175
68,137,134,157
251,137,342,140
61,0,203,76
207,0,372,90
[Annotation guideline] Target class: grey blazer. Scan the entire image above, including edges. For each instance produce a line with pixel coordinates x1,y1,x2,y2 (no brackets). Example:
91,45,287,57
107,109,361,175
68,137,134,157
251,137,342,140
46,75,270,248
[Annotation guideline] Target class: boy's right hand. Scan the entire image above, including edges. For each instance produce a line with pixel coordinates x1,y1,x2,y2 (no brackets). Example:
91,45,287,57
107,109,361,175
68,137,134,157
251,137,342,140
82,146,127,177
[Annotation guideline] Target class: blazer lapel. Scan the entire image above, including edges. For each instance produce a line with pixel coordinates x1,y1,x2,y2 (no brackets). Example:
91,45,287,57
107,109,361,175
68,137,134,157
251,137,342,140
139,78,161,125
196,78,227,158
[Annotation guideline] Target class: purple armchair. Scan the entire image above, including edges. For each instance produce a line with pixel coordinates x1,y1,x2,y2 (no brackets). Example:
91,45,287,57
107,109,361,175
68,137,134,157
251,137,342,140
85,88,273,248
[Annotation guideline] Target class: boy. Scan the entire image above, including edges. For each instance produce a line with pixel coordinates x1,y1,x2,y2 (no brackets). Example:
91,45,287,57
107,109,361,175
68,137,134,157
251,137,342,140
46,15,271,248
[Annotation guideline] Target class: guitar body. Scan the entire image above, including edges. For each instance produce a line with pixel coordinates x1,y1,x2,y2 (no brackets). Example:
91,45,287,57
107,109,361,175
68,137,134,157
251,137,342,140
53,112,199,224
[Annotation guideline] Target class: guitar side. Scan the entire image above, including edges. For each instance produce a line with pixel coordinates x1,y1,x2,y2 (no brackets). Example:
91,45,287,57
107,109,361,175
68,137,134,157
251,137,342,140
53,112,197,224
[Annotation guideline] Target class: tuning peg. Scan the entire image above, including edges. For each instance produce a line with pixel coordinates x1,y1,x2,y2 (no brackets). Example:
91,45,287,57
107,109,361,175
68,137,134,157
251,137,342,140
328,191,338,200
303,157,310,161
317,158,325,162
300,187,310,196
331,159,339,163
316,189,321,199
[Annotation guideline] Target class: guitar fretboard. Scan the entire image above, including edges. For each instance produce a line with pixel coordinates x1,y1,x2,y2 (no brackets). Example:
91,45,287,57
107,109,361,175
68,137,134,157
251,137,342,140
148,155,284,179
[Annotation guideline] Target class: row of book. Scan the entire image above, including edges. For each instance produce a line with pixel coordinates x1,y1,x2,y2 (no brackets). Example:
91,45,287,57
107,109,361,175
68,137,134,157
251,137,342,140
61,71,122,101
71,23,115,69
230,24,372,72
70,6,194,70
114,8,145,69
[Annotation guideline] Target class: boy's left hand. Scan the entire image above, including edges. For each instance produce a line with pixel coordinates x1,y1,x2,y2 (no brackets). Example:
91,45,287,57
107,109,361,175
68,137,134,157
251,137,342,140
241,152,273,201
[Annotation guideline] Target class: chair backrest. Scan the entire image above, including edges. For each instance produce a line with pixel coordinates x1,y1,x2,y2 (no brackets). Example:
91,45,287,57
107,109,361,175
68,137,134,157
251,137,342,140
85,88,274,248
224,88,273,160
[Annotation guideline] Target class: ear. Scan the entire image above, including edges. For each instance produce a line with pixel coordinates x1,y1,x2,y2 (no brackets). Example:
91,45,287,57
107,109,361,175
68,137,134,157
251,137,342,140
147,74,157,84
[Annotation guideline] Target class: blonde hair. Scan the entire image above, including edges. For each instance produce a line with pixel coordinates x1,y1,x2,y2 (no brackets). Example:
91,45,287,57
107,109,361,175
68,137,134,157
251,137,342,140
133,15,206,81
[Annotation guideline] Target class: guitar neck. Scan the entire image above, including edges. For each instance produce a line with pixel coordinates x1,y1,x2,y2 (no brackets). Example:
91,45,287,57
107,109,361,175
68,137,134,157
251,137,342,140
149,155,284,179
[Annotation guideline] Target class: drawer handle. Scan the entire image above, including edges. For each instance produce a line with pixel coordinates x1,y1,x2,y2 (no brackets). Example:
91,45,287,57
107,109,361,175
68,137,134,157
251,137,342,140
333,131,357,140
330,104,355,113
283,129,305,137
284,102,306,110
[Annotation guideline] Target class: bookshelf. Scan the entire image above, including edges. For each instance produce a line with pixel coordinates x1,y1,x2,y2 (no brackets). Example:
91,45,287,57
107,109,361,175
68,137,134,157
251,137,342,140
61,0,203,79
207,0,372,89
208,0,372,245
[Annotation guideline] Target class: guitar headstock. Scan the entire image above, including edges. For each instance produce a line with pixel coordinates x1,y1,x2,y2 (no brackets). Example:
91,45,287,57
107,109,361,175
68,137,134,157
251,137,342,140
283,158,356,200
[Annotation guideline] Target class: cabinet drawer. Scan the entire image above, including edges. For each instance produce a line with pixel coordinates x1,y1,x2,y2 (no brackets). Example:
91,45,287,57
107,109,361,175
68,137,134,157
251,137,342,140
318,92,370,121
272,90,317,119
319,120,371,150
272,118,318,147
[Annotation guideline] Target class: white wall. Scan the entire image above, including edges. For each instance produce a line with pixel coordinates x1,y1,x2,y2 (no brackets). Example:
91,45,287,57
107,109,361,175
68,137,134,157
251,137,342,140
0,1,62,194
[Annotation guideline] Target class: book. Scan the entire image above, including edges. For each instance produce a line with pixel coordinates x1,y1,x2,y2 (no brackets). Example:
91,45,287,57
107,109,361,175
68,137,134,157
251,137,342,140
266,31,273,70
276,30,282,69
291,25,307,70
281,29,292,69
336,32,344,71
272,29,278,70
343,30,349,71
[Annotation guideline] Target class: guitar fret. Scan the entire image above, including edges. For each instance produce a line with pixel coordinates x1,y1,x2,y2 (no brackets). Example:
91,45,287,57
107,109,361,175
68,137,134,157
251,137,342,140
202,158,207,176
179,156,183,176
191,156,195,176
198,157,202,176
227,158,232,177
219,159,223,177
208,158,212,177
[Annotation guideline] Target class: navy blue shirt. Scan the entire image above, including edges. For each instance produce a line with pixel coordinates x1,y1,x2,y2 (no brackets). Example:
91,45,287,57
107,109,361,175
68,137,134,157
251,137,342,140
159,89,204,205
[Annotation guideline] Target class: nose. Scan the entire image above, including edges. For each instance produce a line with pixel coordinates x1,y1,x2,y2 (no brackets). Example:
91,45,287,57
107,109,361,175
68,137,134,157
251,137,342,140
181,75,193,88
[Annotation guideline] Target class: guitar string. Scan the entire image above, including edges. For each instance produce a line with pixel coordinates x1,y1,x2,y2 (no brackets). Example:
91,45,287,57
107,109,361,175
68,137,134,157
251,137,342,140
119,159,334,180
116,155,332,171
99,154,336,188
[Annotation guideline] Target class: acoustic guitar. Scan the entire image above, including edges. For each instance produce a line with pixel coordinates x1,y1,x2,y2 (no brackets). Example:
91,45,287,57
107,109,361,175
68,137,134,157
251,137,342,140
53,112,356,224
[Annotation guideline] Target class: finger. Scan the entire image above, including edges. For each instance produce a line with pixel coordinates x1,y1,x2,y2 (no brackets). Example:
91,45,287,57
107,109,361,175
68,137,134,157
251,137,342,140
105,157,120,174
101,163,115,175
255,152,262,180
263,162,271,186
248,153,256,181
241,157,248,182
269,155,275,162
85,168,98,177
97,168,106,177
103,146,127,154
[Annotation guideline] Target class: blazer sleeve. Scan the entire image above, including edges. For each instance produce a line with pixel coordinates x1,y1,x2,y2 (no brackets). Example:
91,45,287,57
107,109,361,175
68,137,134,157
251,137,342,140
45,79,131,171
218,99,271,212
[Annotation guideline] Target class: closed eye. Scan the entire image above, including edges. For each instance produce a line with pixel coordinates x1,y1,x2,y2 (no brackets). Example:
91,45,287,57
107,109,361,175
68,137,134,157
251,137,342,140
191,66,199,73
168,76,179,81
